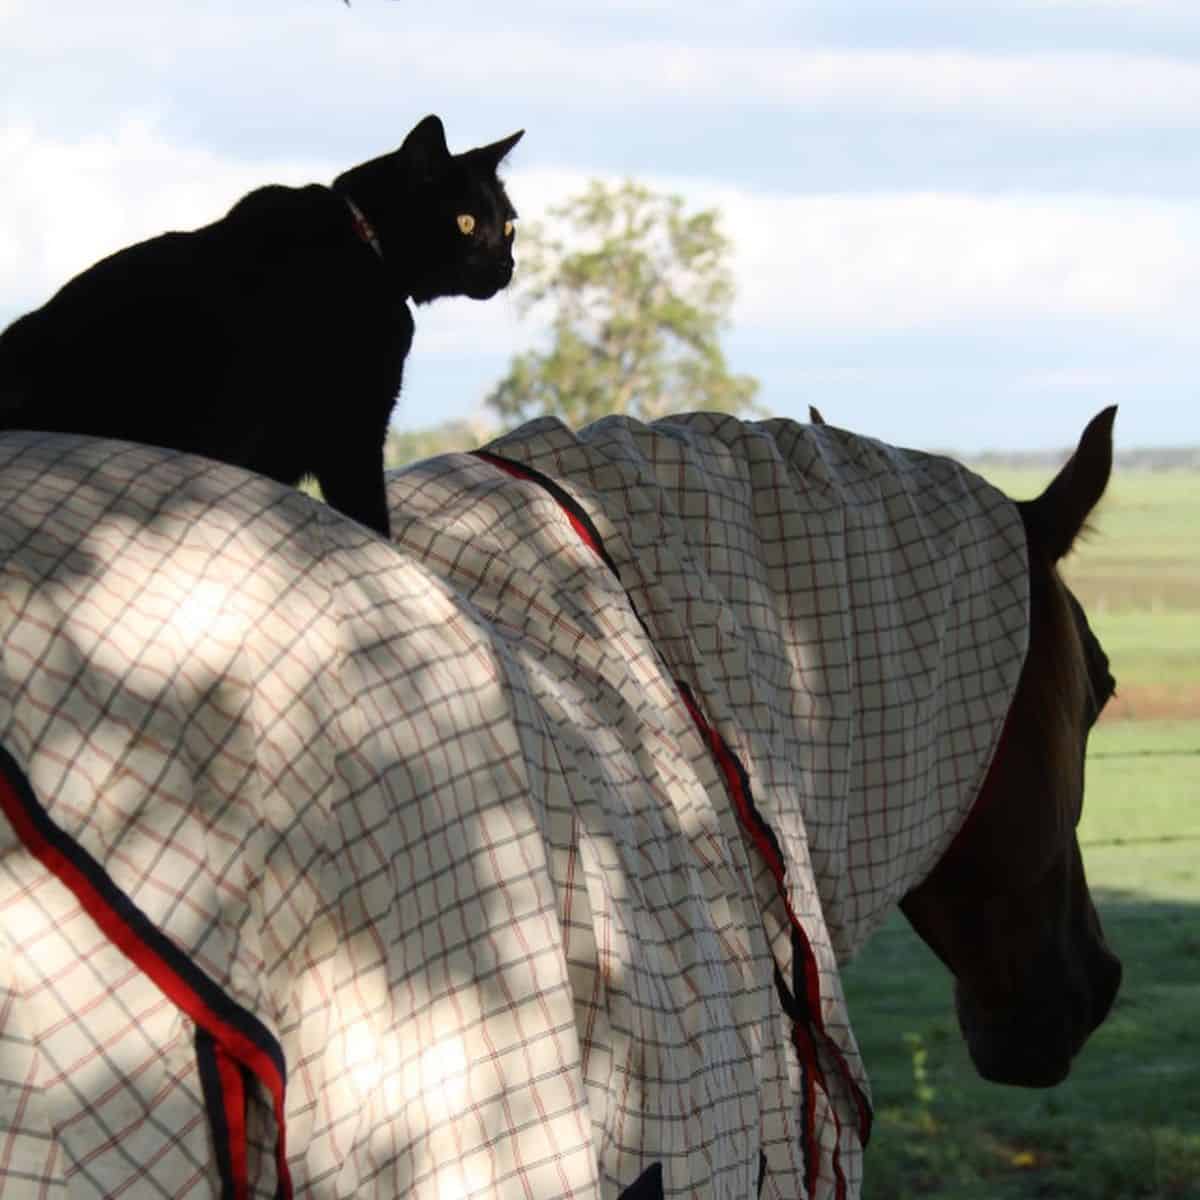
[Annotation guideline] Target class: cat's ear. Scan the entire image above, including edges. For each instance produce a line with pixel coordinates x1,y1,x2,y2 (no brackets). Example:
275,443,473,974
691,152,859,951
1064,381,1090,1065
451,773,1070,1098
467,129,524,173
398,115,452,182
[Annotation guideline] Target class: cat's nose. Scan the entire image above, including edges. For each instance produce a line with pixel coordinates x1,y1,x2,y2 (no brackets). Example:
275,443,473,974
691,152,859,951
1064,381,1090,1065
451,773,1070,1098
467,262,514,299
485,260,513,292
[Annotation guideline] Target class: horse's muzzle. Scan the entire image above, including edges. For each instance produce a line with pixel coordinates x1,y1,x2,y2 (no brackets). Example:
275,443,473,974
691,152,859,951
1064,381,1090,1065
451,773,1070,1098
957,937,1122,1088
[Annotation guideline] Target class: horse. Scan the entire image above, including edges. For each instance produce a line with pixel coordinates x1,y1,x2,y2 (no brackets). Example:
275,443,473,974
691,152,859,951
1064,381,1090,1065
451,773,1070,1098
900,405,1121,1090
809,399,1120,1087
0,408,1119,1199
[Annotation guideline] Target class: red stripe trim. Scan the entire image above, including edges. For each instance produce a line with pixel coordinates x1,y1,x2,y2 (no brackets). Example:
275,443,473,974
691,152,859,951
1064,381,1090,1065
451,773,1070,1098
473,450,612,566
197,1029,235,1199
475,451,534,485
0,749,292,1198
216,1047,249,1200
792,1021,822,1198
680,685,872,1152
475,450,875,1160
791,1016,851,1200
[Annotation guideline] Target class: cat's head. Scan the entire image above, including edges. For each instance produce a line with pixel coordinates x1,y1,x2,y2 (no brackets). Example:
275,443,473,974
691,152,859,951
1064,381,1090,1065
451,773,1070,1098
334,115,523,304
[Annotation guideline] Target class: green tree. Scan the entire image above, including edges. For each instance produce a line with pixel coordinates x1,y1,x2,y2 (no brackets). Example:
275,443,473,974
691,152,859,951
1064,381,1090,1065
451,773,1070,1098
384,417,493,468
486,180,759,428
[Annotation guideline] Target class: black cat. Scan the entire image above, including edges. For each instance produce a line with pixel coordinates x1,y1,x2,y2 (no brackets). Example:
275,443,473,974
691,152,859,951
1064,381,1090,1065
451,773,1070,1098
0,114,522,536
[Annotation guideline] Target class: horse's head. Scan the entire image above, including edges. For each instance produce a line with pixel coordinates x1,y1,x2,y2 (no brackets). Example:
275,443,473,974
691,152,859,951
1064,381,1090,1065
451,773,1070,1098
900,407,1122,1088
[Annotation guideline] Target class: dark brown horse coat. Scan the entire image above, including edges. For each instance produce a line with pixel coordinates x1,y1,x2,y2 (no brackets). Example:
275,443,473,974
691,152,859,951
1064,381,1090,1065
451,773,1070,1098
0,414,1029,1198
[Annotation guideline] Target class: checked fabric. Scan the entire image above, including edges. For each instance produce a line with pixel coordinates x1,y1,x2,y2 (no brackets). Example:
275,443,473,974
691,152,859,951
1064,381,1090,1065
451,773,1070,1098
0,413,1028,1199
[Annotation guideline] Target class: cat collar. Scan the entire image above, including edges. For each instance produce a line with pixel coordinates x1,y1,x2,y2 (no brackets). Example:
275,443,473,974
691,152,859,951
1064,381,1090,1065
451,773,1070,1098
344,197,383,261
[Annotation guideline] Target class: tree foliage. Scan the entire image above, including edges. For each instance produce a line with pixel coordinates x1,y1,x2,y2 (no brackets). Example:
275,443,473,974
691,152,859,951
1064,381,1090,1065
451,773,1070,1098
486,180,759,428
383,418,492,468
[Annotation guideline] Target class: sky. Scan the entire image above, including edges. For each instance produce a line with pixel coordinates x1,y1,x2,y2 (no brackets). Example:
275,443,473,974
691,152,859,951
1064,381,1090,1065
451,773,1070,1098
3,0,1200,453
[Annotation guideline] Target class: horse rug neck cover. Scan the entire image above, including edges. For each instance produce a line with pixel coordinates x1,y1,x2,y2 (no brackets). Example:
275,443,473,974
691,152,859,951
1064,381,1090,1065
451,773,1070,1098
0,414,1027,1199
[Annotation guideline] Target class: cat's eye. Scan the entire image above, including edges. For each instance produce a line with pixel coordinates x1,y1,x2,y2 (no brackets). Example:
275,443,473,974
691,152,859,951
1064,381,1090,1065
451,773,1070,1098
456,214,476,236
504,219,515,237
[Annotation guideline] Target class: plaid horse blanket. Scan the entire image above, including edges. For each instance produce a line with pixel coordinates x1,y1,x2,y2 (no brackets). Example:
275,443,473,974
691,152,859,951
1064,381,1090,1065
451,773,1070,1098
0,414,1028,1199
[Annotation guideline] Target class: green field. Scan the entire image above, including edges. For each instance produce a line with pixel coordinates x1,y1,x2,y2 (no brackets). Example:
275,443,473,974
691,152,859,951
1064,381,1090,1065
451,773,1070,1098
985,467,1200,720
843,466,1200,1198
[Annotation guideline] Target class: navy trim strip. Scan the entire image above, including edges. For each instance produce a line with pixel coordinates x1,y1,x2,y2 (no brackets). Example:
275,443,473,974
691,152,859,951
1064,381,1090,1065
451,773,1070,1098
474,449,875,1158
0,741,292,1196
197,1028,238,1200
473,449,623,579
617,1162,664,1200
0,743,285,1081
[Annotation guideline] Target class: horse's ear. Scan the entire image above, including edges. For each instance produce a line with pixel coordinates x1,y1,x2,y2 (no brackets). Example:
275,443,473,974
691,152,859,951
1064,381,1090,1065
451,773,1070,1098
398,115,451,181
809,405,827,425
1022,406,1116,562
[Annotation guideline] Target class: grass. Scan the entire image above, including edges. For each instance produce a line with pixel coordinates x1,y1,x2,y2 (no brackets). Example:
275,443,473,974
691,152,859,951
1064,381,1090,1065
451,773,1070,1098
842,464,1200,1198
1086,612,1200,721
843,721,1200,1199
988,468,1200,617
981,466,1200,723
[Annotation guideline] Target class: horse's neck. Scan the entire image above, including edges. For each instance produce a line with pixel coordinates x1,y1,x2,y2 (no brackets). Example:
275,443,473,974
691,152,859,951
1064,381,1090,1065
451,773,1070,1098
795,449,1031,963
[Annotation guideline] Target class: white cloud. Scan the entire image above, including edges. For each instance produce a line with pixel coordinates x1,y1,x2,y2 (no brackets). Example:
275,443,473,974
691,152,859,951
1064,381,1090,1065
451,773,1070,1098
0,121,331,316
707,187,1200,332
6,131,1200,363
0,119,532,358
503,168,1200,336
411,293,528,357
7,0,1200,135
646,48,1200,129
319,38,1200,131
